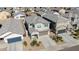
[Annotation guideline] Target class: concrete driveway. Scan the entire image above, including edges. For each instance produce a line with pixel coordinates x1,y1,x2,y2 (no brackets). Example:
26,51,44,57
39,35,57,48
60,44,79,51
58,33,79,47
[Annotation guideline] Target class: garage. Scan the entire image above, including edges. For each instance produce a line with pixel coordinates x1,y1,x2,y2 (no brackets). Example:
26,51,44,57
58,29,66,34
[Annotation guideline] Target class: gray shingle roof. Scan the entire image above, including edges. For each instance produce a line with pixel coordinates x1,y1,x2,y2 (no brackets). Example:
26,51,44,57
43,13,58,22
43,13,69,23
8,18,25,35
0,18,25,36
36,10,54,16
14,11,26,16
36,11,46,16
0,20,10,35
25,15,50,24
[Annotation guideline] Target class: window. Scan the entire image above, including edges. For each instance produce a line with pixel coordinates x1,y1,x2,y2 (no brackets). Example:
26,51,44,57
37,25,41,28
44,24,48,27
58,29,66,34
32,34,38,39
53,10,59,12
65,12,69,13
67,8,71,10
30,24,35,28
0,24,2,28
71,17,74,22
73,24,77,29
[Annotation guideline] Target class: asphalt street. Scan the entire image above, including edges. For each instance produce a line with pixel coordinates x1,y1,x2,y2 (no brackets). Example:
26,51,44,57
60,45,79,51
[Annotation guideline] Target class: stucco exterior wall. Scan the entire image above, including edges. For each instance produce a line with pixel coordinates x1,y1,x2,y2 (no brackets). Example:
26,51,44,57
56,21,70,31
35,23,49,31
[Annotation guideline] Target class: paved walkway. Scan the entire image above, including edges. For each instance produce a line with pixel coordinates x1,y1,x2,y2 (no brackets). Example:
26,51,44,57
59,33,79,44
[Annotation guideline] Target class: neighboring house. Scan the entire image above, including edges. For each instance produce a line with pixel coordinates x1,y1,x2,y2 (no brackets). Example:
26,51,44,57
13,7,25,13
70,8,79,29
42,12,70,34
60,8,73,19
0,32,24,51
25,15,50,39
59,8,78,30
34,7,41,12
14,12,26,23
49,7,61,12
0,18,25,51
0,18,26,36
4,33,23,51
2,7,13,14
28,7,35,12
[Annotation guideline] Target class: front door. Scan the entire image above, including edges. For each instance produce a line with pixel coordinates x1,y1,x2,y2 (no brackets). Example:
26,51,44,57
31,34,39,40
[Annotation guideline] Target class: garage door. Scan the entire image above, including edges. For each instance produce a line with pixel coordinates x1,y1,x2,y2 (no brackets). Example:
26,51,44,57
58,29,66,34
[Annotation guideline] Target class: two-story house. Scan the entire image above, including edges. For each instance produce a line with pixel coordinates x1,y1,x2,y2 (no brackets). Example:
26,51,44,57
42,12,70,34
25,15,50,39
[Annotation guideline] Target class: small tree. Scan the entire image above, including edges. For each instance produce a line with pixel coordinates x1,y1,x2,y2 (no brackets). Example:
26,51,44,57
36,43,40,46
30,40,37,46
23,41,27,47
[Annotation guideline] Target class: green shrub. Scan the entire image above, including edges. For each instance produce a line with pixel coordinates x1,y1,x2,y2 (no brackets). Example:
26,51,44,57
36,43,40,46
57,36,62,40
73,33,78,36
23,41,27,47
30,40,37,46
52,36,63,42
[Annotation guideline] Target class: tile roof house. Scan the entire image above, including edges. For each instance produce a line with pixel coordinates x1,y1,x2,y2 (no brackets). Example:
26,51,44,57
25,15,50,39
